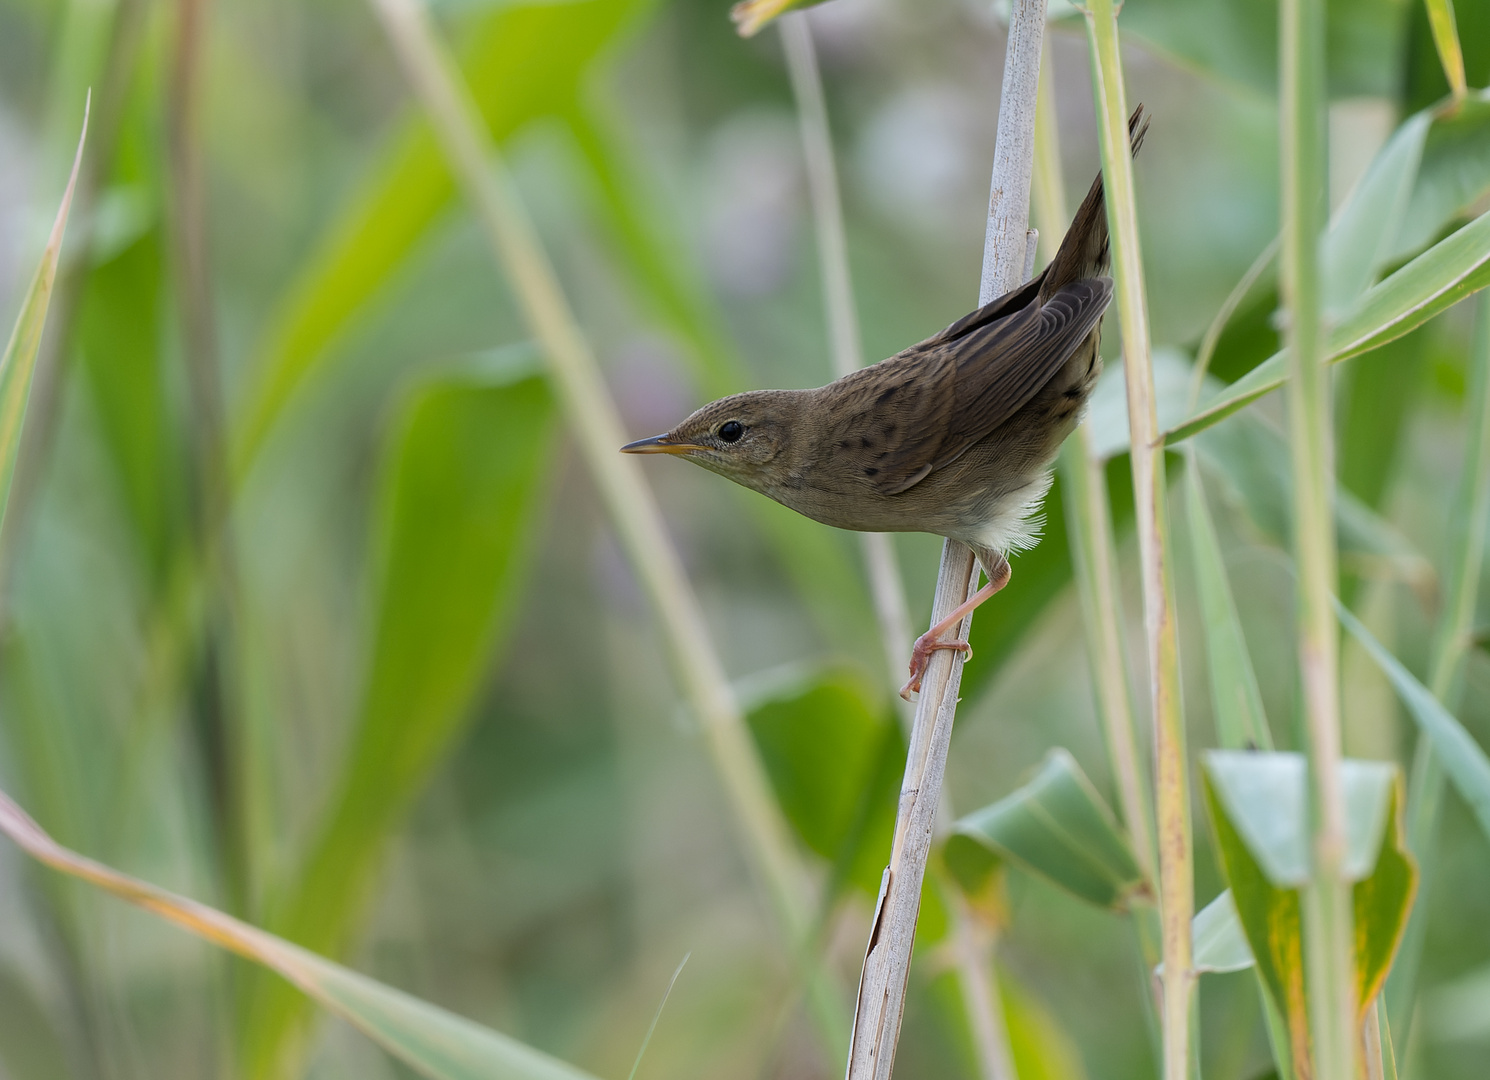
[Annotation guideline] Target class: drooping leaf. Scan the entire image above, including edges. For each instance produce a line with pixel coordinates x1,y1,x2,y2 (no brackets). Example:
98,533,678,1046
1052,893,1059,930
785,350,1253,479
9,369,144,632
235,0,648,472
1337,602,1490,841
953,749,1147,911
741,664,902,896
1170,208,1490,442
0,788,599,1080
243,370,557,1075
1201,751,1418,1073
1322,111,1430,317
1392,91,1490,259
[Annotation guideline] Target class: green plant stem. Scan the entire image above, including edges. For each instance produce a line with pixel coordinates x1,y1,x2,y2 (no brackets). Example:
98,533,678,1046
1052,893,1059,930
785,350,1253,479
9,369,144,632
843,2,1047,1075
1423,0,1467,102
1034,48,1157,889
1280,0,1354,1076
1080,6,1192,1079
1384,294,1490,1059
165,0,262,922
782,16,1018,1078
367,0,844,1059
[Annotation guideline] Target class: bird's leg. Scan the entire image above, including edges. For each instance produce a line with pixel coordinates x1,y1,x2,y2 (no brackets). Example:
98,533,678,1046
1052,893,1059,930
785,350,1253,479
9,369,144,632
900,555,1012,700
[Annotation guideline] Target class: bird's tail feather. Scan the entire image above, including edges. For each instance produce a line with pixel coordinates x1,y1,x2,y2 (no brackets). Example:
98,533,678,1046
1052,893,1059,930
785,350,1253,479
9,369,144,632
1040,104,1149,295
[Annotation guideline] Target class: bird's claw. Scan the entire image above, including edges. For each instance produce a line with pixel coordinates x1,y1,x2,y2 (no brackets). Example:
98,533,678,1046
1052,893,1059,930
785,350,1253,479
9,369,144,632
899,634,973,700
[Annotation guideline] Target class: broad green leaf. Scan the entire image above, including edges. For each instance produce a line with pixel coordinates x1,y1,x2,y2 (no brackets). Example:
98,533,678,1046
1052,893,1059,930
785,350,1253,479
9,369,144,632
740,664,902,896
74,84,183,587
1201,751,1417,1072
0,788,597,1080
1184,460,1273,751
1337,602,1490,841
953,749,1146,911
1192,890,1254,974
1322,112,1430,317
0,101,87,530
235,0,647,472
244,370,556,1075
1203,752,1396,886
78,219,184,586
1393,91,1490,259
1168,208,1490,443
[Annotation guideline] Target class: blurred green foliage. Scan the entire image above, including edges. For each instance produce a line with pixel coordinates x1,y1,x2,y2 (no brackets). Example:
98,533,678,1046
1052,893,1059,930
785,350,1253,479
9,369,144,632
0,1,1488,1079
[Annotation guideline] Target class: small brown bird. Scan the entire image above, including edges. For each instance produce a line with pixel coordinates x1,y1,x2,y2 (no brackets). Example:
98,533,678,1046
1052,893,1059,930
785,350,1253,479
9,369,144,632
625,110,1148,698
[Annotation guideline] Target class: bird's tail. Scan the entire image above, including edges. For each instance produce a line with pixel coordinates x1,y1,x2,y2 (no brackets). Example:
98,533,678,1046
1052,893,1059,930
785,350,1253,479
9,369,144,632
1040,105,1149,295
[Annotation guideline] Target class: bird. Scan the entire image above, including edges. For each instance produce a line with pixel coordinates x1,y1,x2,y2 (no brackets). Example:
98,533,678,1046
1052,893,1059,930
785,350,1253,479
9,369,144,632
624,108,1148,699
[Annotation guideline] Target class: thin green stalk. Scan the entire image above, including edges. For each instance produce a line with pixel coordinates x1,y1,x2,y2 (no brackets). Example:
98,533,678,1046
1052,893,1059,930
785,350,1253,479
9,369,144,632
166,0,262,921
1281,0,1354,1075
782,16,1017,1078
1080,6,1191,1079
1384,294,1490,1060
366,0,845,1060
1034,48,1157,889
1423,0,1467,102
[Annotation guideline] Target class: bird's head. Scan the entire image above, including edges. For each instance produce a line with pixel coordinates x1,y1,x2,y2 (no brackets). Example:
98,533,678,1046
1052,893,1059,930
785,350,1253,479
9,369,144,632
621,389,803,492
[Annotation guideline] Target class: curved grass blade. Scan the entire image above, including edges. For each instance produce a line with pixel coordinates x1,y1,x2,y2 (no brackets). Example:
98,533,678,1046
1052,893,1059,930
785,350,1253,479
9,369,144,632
953,749,1147,911
0,789,598,1080
0,97,88,531
1336,601,1490,841
1169,208,1490,443
1322,111,1430,317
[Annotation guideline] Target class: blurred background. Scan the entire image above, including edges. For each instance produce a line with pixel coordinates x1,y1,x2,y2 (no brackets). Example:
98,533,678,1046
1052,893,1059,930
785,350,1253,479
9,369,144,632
0,0,1487,1078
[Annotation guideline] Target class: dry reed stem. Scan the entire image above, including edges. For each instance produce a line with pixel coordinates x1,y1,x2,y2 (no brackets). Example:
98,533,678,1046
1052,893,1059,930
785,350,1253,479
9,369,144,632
843,3,1046,1076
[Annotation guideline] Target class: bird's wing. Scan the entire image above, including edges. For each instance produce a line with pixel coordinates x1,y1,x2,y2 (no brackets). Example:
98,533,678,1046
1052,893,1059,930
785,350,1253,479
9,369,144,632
823,277,1113,497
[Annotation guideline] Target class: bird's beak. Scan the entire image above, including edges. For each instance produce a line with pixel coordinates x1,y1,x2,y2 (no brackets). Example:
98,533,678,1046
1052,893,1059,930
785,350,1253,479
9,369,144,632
620,433,704,455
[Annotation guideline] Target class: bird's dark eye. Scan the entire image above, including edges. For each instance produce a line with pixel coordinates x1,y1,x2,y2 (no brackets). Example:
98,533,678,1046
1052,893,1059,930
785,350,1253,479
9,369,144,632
718,421,745,443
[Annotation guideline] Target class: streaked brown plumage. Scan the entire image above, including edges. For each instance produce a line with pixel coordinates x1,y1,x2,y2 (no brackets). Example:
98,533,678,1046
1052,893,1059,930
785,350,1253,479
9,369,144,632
625,108,1148,695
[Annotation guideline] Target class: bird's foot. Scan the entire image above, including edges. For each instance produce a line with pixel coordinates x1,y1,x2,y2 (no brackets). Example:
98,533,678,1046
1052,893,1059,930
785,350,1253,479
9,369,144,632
899,633,973,701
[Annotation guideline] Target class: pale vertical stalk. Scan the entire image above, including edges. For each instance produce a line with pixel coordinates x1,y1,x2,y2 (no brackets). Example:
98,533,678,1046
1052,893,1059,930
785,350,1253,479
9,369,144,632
1281,0,1354,1075
1385,295,1490,1058
1034,48,1156,885
782,17,1016,1078
843,4,1046,1077
367,0,846,1058
780,13,915,682
1080,6,1191,1079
